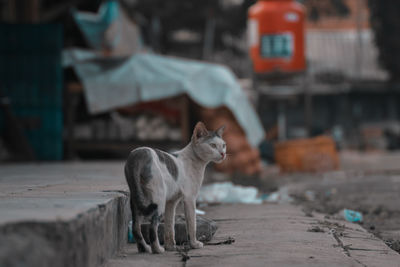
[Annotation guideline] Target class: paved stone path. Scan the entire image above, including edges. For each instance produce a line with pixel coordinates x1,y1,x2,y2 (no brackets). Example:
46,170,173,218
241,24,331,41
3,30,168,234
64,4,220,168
108,204,400,267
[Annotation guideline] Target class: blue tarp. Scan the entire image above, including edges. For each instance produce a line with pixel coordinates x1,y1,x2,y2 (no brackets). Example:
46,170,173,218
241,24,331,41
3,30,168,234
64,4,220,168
64,49,265,147
71,1,119,49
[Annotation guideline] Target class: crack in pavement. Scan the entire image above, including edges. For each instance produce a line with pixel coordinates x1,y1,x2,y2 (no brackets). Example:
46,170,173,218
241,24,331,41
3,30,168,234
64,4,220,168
331,229,351,257
310,219,373,266
102,190,129,196
176,236,236,266
176,243,191,267
329,227,368,267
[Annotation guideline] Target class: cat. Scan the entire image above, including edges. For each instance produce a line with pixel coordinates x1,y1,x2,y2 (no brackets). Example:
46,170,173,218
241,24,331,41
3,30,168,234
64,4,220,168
124,122,226,254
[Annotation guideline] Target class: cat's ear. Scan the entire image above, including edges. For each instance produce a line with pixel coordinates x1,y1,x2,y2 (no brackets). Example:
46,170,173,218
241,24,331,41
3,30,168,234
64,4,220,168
215,125,226,138
192,122,209,142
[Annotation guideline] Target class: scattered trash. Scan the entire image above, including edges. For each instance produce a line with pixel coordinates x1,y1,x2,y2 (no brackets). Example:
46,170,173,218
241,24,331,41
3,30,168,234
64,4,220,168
260,193,270,201
265,192,280,202
302,207,314,217
128,220,134,243
339,209,363,223
177,245,191,262
304,190,316,201
384,239,400,253
307,226,325,233
264,187,294,204
180,252,190,262
198,182,263,204
206,236,235,245
195,208,206,215
325,187,337,197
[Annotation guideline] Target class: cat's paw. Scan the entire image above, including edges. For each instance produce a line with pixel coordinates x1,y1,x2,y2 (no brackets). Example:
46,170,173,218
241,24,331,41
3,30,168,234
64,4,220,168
164,244,176,251
138,243,152,253
151,245,165,254
190,240,204,249
144,244,152,253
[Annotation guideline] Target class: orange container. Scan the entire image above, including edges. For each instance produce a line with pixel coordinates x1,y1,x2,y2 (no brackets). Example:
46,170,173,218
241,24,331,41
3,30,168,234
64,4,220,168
274,136,339,172
248,0,305,74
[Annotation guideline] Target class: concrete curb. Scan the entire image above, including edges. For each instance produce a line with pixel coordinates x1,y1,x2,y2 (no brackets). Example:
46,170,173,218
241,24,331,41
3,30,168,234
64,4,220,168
0,192,130,267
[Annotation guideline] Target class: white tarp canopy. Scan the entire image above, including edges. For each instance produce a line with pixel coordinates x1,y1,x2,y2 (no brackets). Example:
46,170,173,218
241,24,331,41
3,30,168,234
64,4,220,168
64,49,265,147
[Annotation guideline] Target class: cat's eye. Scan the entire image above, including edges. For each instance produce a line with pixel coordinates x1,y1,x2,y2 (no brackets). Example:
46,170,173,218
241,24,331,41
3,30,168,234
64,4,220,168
223,144,226,148
210,143,217,148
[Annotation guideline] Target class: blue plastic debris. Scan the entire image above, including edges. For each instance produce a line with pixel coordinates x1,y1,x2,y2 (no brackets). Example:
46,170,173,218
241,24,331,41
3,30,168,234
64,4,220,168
72,0,119,49
342,209,363,223
128,220,135,243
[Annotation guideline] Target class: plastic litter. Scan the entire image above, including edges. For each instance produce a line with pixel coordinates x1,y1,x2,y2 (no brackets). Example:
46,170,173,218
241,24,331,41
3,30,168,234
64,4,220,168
264,186,294,204
197,182,262,204
304,190,316,201
128,220,134,243
196,208,206,215
340,209,363,223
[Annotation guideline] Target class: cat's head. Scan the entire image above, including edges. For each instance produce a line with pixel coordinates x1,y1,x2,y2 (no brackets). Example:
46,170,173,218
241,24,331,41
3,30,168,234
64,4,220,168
191,122,226,163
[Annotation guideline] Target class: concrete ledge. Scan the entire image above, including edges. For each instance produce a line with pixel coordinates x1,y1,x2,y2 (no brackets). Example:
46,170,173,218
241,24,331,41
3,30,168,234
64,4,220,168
0,192,130,267
0,162,130,267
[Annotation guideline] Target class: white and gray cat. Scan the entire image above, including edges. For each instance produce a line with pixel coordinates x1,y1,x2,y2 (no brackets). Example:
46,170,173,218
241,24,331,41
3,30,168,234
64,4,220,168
125,122,226,254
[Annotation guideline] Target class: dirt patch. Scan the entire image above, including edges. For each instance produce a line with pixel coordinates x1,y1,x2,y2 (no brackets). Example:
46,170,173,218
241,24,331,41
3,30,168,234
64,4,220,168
290,171,400,254
384,239,400,253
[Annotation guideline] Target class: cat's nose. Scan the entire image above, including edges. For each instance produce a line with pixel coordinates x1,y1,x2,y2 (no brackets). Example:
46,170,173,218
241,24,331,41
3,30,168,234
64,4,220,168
220,152,225,158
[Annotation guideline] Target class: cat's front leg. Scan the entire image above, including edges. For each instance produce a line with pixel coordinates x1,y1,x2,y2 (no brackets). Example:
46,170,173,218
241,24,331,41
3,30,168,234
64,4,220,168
150,212,164,254
164,199,180,251
183,197,203,249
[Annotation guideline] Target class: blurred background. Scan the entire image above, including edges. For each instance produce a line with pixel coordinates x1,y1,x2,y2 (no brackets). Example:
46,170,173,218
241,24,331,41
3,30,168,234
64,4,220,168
1,0,400,176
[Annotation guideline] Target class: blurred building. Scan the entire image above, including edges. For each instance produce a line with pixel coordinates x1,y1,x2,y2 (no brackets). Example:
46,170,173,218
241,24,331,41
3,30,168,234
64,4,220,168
1,0,400,168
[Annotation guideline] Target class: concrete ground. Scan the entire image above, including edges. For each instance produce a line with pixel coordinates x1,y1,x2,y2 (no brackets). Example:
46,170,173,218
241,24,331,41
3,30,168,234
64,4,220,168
108,204,400,267
1,154,400,267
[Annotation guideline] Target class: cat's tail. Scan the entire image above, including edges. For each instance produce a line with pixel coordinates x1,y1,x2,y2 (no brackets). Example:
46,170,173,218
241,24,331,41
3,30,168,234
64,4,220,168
125,153,158,216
